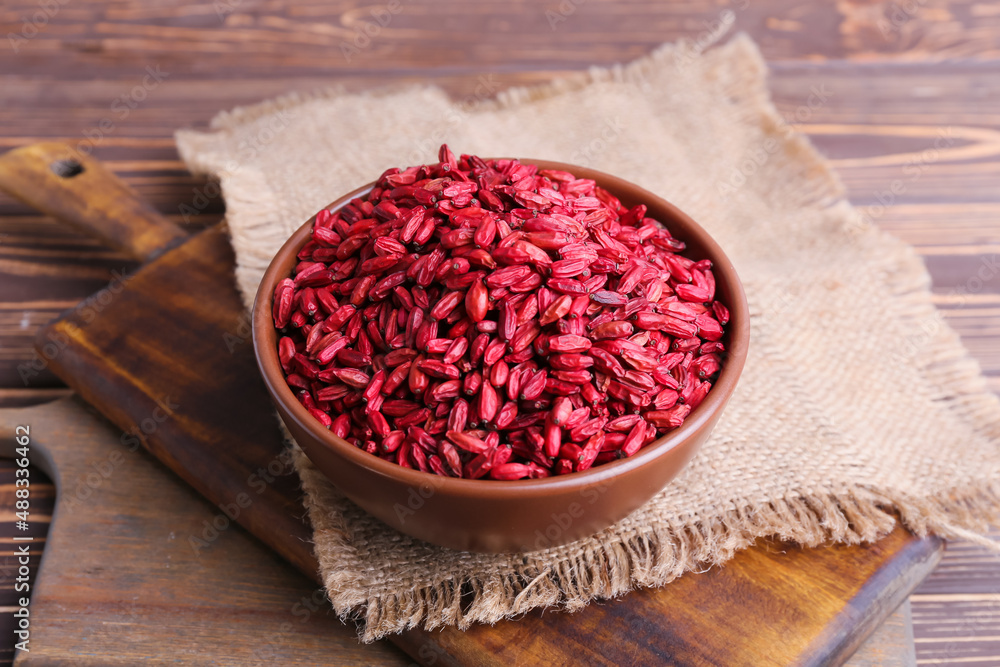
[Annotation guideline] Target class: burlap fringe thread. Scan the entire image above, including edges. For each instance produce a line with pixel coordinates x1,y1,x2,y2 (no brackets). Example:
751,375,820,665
299,458,1000,641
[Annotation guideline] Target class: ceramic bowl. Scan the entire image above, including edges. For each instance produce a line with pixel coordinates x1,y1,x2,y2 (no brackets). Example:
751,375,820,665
253,160,749,553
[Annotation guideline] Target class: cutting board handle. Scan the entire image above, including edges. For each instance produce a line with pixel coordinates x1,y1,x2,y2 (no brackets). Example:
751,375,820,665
0,142,188,262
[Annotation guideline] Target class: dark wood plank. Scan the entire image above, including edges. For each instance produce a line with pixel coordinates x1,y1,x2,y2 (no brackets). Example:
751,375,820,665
910,529,1000,666
0,398,409,666
3,0,1000,79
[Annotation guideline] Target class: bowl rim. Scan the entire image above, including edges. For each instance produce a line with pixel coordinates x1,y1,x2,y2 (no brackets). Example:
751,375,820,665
252,159,749,499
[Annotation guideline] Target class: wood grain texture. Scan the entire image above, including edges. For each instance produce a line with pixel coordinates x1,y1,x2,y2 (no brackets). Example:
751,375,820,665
0,401,925,667
911,530,1000,666
0,0,998,664
847,602,917,667
40,225,318,578
0,398,410,666
392,531,939,667
3,0,1000,74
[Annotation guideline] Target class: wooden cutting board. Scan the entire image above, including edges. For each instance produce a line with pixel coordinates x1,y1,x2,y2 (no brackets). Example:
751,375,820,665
1,397,413,666
0,397,920,666
0,143,943,666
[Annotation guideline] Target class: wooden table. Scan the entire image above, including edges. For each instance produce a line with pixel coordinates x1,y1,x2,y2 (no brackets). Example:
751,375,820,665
1,1,998,664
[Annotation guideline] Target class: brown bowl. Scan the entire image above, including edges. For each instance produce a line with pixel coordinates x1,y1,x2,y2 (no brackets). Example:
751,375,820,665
253,160,749,553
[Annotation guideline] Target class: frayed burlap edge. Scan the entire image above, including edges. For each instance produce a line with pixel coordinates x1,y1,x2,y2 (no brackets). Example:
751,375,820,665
295,211,1000,640
178,34,1000,642
297,449,1000,642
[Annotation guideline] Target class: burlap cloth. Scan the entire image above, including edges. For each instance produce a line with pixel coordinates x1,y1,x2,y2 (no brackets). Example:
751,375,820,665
176,35,1000,641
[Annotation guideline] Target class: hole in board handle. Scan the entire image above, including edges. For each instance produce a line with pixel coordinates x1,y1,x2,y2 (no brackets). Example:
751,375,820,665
50,159,85,179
